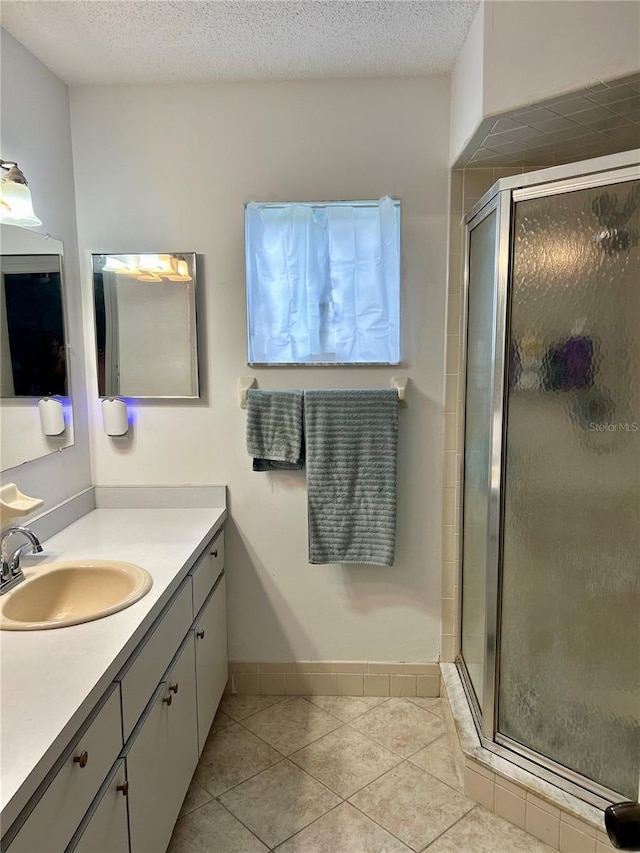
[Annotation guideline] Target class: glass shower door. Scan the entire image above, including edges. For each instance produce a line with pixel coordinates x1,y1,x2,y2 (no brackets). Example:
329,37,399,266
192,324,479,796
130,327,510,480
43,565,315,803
497,179,640,799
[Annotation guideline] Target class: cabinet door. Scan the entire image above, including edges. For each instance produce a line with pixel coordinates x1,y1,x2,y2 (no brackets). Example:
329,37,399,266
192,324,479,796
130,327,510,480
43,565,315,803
119,579,193,741
66,760,129,853
6,686,122,853
194,574,228,754
126,634,198,853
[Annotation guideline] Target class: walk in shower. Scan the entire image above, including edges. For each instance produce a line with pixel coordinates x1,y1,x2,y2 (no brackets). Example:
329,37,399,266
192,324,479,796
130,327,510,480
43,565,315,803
458,152,640,808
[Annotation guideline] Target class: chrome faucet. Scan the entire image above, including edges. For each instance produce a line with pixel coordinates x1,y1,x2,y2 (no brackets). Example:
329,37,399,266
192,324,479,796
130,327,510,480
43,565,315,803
0,526,43,594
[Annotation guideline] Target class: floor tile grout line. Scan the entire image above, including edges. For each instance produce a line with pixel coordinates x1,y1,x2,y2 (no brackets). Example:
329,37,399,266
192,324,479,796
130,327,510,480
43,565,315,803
216,755,342,810
346,790,417,849
210,697,451,771
220,693,288,723
345,774,476,853
236,715,343,758
177,786,215,819
218,757,344,850
270,800,347,851
232,715,300,757
194,698,462,842
200,755,287,800
214,788,280,850
300,693,393,723
221,696,451,786
288,740,405,801
406,749,467,797
344,719,445,761
419,803,478,851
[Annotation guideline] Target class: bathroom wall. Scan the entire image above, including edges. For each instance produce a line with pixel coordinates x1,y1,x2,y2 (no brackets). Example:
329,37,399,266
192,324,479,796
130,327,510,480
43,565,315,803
450,1,640,162
482,1,640,118
70,76,451,663
449,2,484,163
0,29,91,507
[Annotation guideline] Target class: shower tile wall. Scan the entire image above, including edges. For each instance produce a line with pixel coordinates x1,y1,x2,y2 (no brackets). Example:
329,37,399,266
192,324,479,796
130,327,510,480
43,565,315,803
441,166,526,662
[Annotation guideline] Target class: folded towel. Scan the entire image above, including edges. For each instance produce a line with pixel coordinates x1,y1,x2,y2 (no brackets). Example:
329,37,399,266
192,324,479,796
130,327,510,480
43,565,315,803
246,389,304,471
304,389,398,566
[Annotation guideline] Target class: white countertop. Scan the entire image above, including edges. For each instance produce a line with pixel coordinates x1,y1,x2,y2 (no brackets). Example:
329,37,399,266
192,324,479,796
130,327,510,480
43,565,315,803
0,505,226,830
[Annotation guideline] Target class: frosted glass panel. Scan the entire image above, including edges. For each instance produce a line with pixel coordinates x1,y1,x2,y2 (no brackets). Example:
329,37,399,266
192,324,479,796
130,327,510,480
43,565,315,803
461,208,498,707
498,181,640,798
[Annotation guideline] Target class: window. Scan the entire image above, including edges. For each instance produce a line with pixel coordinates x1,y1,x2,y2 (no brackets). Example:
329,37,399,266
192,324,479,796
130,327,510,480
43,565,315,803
245,196,400,364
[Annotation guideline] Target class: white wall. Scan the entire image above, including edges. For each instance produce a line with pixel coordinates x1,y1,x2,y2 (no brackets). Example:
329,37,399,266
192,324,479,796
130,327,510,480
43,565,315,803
0,30,91,507
450,2,484,163
483,1,640,117
71,76,450,662
450,0,640,163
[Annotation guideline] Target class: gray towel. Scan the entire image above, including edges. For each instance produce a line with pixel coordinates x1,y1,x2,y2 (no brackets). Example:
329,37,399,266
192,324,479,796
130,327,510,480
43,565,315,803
246,389,304,471
304,389,398,566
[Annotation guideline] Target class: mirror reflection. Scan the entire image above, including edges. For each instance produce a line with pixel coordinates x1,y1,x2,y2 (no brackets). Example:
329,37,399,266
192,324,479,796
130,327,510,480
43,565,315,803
92,253,199,398
1,254,67,397
0,225,73,472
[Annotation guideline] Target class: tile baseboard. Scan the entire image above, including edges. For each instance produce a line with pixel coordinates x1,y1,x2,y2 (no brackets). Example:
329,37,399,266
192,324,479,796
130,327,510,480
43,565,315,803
226,661,441,698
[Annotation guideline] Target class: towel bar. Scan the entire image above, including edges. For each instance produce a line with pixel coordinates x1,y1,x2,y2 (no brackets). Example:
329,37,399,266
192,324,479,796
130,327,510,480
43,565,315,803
238,375,408,408
239,377,257,409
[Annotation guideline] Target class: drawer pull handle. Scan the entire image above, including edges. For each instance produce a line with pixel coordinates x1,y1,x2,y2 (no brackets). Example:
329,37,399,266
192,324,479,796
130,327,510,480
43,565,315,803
211,549,218,558
169,682,179,694
162,694,173,706
196,629,205,639
74,750,89,768
117,780,129,797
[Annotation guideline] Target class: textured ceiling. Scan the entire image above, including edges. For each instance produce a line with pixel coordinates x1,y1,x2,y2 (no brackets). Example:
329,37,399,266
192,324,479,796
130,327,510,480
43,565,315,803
1,0,479,86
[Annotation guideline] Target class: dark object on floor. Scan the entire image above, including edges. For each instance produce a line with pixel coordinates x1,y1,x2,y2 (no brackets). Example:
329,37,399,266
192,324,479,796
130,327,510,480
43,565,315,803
605,801,640,850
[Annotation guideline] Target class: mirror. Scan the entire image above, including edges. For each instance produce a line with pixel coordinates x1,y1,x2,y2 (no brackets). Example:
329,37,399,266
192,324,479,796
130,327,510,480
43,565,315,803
92,253,199,398
1,254,67,397
0,225,74,471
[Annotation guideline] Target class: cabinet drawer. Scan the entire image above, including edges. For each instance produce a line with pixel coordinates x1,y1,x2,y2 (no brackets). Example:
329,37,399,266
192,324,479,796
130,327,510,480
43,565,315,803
191,529,224,616
66,760,128,853
119,579,193,741
7,686,122,853
125,633,199,853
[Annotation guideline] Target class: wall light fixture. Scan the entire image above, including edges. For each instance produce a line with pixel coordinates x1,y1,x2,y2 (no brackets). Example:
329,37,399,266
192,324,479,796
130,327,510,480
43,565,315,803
0,160,42,227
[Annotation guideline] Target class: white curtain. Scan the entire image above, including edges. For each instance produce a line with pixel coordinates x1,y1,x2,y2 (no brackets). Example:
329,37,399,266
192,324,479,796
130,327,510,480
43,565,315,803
246,197,400,363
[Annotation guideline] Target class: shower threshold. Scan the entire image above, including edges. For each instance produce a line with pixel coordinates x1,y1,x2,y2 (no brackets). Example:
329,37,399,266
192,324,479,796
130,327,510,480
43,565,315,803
440,663,616,851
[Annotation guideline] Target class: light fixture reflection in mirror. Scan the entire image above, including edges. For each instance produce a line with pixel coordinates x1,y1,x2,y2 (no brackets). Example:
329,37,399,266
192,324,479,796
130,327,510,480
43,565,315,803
92,252,199,398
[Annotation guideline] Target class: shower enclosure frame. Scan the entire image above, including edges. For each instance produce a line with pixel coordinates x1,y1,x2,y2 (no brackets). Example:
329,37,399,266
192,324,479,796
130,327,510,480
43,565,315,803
456,149,640,810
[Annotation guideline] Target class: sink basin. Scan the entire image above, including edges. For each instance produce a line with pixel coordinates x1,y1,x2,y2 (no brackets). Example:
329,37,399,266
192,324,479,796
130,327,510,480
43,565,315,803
0,560,153,630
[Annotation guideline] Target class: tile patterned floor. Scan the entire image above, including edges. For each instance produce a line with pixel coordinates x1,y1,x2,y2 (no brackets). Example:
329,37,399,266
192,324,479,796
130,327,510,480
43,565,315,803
168,696,556,853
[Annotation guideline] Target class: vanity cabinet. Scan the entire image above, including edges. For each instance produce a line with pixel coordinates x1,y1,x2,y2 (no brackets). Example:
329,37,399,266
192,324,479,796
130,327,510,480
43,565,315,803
126,633,199,853
3,526,227,853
